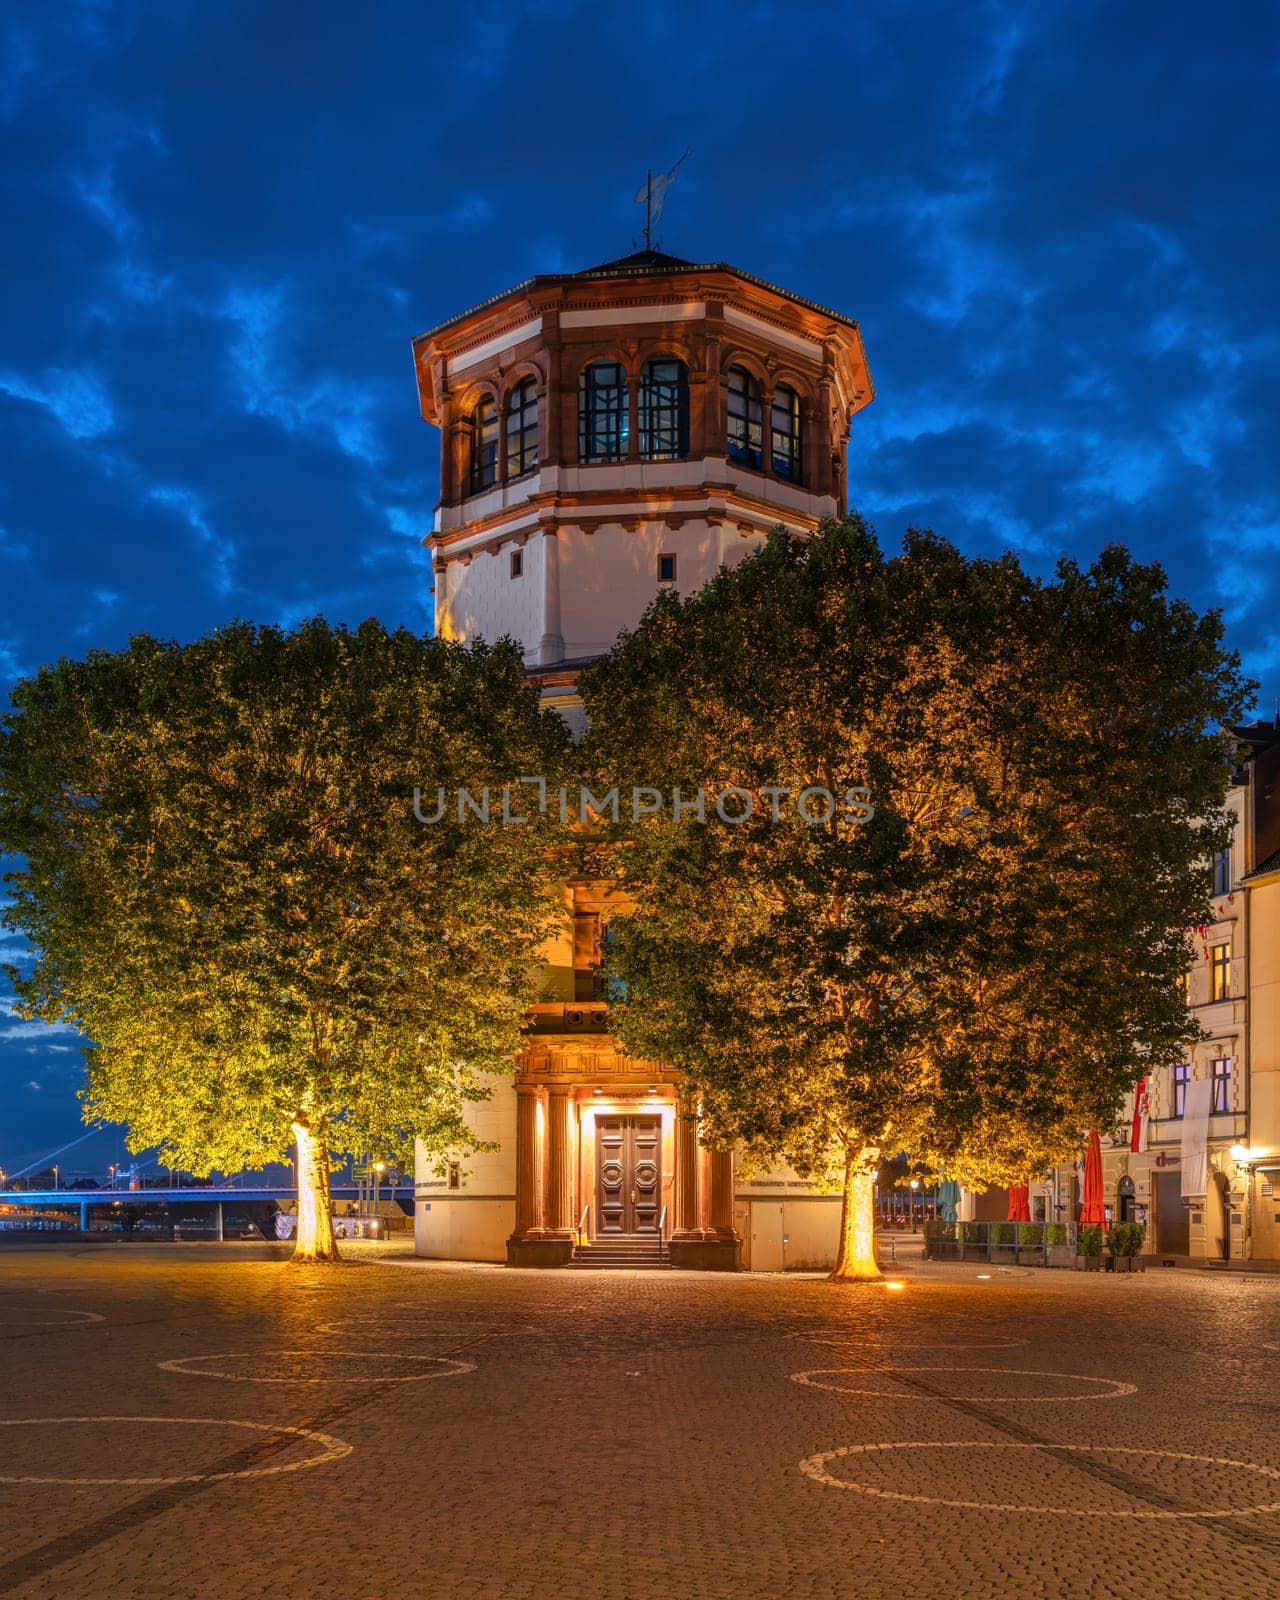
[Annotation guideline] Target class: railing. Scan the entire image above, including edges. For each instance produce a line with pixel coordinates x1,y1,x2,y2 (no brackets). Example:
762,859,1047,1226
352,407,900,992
577,1203,590,1248
656,1204,668,1261
923,1219,1079,1267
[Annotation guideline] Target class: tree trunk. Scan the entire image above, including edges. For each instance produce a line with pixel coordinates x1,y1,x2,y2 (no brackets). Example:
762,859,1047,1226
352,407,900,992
830,1143,881,1281
291,1115,340,1263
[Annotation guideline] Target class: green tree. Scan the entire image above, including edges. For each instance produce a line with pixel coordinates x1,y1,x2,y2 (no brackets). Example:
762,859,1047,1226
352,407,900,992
581,519,1250,1279
1,619,570,1260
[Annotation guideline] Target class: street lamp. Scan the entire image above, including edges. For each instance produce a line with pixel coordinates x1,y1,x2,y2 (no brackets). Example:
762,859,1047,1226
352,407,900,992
1229,1143,1252,1166
52,1165,59,1191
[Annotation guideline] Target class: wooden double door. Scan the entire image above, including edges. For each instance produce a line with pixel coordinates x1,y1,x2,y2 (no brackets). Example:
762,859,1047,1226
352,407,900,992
595,1115,662,1235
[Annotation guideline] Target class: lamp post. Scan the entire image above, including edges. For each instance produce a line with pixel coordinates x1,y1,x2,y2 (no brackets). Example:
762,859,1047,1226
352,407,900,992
373,1161,386,1239
52,1165,59,1191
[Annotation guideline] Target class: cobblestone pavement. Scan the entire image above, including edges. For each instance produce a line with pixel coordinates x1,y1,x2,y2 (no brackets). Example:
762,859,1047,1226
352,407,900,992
2,1247,1279,1599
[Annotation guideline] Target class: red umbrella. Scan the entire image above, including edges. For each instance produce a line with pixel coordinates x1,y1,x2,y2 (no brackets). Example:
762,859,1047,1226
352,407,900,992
1006,1184,1031,1222
1078,1130,1106,1226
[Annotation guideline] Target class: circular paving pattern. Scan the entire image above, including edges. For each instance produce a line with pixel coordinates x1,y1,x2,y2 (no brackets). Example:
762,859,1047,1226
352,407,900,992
0,1416,352,1484
156,1349,476,1384
0,1305,105,1329
798,1441,1280,1517
791,1365,1137,1402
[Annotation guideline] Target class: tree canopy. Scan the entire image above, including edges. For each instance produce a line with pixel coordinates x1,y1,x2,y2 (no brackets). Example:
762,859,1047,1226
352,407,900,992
580,518,1251,1276
0,619,571,1259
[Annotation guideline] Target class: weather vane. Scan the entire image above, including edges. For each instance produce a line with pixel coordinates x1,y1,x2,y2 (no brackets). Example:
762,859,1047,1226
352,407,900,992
634,148,691,250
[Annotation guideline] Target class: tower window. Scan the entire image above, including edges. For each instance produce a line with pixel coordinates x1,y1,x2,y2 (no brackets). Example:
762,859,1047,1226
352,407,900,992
658,553,676,583
468,396,498,494
727,366,763,469
506,377,539,479
509,548,523,579
640,358,689,460
579,361,629,462
771,384,802,482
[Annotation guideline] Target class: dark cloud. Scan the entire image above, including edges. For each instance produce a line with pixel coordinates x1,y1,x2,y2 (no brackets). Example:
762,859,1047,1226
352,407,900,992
2,0,1277,1160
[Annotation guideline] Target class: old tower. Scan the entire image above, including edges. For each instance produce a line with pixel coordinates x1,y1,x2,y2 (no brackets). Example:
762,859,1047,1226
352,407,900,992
411,250,873,1268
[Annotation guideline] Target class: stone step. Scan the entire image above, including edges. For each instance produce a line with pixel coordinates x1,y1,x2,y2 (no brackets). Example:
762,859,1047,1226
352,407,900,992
570,1238,669,1269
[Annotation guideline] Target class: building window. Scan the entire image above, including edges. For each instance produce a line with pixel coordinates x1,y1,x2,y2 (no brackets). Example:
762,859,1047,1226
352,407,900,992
447,1160,461,1191
1213,847,1232,896
771,384,802,481
1210,1056,1232,1114
468,396,498,493
1172,1062,1189,1119
506,378,538,478
658,553,676,584
1210,942,1231,1002
639,358,689,460
727,366,763,469
509,548,523,579
579,361,628,462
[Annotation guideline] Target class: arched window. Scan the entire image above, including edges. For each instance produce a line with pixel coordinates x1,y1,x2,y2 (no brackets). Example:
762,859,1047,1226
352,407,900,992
468,396,498,493
771,384,802,482
579,361,629,462
506,378,539,479
726,366,763,469
639,358,689,460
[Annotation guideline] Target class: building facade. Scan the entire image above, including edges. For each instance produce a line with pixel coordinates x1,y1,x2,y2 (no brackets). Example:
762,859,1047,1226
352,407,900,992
1040,720,1280,1261
410,250,873,1268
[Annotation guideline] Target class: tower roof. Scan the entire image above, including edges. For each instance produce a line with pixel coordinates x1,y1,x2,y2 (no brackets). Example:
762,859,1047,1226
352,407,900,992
414,250,860,344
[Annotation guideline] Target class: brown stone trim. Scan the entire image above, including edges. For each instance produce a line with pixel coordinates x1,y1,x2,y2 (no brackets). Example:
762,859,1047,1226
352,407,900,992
426,483,829,552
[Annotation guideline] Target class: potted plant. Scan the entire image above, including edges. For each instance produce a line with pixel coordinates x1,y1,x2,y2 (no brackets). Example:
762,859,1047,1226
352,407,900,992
1126,1220,1147,1270
1078,1223,1103,1270
1045,1221,1074,1267
961,1219,985,1261
1106,1221,1132,1272
1016,1221,1044,1263
990,1220,1016,1263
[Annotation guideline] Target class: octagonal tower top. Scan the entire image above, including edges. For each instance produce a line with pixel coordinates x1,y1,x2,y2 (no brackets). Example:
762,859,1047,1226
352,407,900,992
410,250,873,690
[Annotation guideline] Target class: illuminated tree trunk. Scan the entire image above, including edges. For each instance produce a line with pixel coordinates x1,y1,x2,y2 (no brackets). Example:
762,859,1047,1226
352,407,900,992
291,1114,339,1263
830,1143,880,1281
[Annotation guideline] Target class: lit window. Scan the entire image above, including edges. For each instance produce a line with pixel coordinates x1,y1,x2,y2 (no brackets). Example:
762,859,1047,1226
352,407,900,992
468,396,498,493
1172,1062,1189,1119
771,384,802,481
658,553,676,584
509,548,523,579
1213,847,1231,896
579,361,628,462
1210,943,1231,1002
1210,1056,1232,1114
506,378,539,478
727,366,763,469
639,358,689,460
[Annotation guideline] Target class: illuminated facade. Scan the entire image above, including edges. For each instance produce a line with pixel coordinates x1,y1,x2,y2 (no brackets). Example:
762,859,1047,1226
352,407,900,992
1040,719,1280,1261
409,250,873,1267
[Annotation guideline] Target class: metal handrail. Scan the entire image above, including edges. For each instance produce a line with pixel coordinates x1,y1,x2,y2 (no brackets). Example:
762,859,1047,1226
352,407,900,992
577,1203,589,1243
657,1204,668,1258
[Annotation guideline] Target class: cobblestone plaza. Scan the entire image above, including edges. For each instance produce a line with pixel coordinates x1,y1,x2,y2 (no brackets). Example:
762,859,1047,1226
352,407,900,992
1,1248,1279,1598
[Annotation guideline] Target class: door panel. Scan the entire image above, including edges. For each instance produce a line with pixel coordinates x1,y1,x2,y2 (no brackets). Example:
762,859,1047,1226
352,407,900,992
595,1115,662,1235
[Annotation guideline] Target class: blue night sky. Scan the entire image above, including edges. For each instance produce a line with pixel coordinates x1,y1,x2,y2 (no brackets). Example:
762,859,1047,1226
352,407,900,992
2,1,1278,1174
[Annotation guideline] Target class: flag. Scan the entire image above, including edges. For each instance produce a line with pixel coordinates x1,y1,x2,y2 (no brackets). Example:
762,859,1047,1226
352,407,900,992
1129,1075,1149,1153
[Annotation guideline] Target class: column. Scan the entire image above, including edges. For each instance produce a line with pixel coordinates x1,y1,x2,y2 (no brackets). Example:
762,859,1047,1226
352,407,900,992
512,1086,541,1237
546,1085,575,1236
538,524,565,666
674,1111,701,1236
708,1149,736,1238
432,558,451,642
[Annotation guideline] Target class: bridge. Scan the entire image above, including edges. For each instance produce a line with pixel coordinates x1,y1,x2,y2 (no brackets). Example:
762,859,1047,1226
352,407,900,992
0,1182,415,1239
